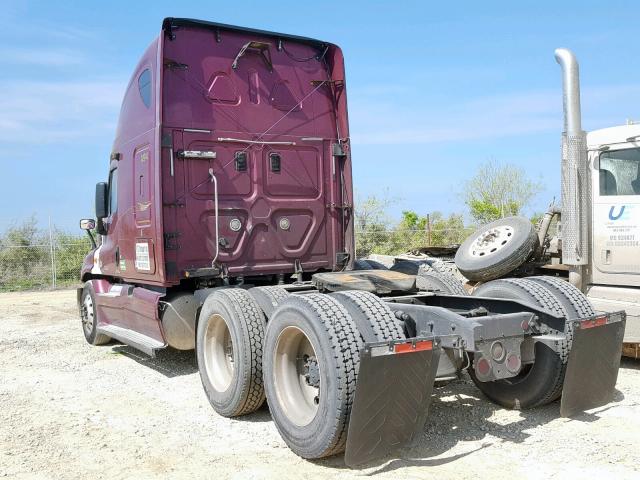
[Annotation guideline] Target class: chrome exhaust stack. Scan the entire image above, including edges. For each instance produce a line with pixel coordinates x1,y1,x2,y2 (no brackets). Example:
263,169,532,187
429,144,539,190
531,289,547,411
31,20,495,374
555,48,589,287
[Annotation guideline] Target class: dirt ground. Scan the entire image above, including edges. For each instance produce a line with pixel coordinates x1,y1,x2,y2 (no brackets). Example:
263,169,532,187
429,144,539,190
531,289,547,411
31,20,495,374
1,289,639,480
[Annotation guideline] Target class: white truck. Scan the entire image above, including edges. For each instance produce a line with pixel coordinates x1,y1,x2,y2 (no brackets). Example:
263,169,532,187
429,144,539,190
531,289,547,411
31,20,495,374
585,121,640,352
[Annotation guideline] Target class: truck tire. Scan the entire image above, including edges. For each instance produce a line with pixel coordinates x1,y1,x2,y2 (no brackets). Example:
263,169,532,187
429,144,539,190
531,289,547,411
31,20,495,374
416,270,469,296
455,216,539,282
331,290,405,341
353,259,388,270
470,278,570,409
528,276,595,319
80,283,111,345
363,259,388,270
390,259,421,275
263,294,361,459
353,259,371,270
248,286,290,320
196,289,266,417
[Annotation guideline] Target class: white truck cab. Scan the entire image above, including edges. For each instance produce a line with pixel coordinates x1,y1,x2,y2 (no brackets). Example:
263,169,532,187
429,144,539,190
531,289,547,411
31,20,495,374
586,122,640,342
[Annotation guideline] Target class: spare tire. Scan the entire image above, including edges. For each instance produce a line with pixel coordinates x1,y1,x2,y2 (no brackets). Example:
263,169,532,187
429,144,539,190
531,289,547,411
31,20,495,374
455,216,539,282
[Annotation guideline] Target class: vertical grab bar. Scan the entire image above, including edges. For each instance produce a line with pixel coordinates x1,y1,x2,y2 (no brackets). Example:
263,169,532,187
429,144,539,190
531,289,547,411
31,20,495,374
208,168,220,265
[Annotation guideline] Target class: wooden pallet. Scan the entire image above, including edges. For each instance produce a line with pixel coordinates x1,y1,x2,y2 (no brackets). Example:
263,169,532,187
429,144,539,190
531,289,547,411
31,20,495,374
622,343,640,359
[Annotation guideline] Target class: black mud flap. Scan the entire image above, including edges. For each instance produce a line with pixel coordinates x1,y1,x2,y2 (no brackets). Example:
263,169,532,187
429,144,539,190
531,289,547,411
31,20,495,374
560,311,626,417
344,337,440,467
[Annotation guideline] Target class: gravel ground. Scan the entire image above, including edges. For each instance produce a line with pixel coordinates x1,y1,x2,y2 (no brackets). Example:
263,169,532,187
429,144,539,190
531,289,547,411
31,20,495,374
1,289,639,480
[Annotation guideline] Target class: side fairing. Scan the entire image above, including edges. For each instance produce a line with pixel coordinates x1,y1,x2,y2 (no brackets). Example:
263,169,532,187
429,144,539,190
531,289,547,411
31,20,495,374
98,38,166,286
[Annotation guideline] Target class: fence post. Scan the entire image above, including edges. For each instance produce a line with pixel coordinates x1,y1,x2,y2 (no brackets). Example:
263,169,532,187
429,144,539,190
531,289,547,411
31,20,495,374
48,216,56,289
426,214,431,247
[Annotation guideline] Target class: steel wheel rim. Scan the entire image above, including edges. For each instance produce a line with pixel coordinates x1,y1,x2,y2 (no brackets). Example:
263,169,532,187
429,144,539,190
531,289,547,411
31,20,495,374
81,294,94,335
273,326,320,427
469,225,514,257
203,314,234,392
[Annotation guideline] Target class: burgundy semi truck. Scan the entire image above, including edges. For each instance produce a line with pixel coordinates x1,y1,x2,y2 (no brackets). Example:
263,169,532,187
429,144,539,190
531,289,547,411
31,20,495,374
78,18,625,466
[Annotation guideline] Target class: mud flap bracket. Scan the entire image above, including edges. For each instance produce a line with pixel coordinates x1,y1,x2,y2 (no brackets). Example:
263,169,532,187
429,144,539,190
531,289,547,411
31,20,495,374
345,337,440,467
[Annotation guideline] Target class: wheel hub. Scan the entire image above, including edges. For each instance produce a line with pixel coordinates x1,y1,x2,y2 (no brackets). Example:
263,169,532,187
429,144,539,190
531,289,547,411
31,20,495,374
273,326,320,426
203,313,235,392
81,295,94,334
469,225,514,258
303,355,320,388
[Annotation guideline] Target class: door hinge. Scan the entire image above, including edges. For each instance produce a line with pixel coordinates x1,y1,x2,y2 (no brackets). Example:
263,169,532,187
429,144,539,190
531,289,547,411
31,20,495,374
327,203,352,211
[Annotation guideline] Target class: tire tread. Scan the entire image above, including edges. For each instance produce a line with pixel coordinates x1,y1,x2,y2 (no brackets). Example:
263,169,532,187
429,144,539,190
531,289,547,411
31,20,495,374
287,293,361,457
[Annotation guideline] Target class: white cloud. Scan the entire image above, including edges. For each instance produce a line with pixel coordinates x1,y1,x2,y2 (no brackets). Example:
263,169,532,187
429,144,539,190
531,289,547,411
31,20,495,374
0,47,86,66
0,79,126,145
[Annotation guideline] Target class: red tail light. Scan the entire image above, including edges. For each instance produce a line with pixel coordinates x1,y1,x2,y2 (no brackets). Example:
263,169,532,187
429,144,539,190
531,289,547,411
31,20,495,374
579,316,607,329
394,340,433,354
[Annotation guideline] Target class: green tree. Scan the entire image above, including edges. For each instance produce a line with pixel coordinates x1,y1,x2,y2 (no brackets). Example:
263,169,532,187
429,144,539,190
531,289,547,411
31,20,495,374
0,217,93,291
429,212,470,246
0,216,49,291
54,230,92,285
464,161,542,224
354,191,397,257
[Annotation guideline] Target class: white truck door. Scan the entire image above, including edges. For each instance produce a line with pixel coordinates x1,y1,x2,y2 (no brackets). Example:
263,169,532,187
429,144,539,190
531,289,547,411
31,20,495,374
591,145,640,287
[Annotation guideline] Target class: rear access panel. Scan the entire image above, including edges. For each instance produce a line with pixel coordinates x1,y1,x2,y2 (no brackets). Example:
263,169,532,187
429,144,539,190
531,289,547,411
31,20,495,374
161,24,352,279
560,312,626,417
345,338,440,467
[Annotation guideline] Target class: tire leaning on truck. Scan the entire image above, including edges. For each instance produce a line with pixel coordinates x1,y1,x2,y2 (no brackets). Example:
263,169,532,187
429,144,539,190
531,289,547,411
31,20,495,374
455,216,539,282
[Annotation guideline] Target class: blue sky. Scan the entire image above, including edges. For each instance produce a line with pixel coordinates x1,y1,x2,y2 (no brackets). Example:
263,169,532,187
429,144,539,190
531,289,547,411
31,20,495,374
1,1,639,231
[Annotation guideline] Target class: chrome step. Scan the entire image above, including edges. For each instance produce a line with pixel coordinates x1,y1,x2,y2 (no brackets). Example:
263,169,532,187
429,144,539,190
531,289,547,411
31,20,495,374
98,324,166,357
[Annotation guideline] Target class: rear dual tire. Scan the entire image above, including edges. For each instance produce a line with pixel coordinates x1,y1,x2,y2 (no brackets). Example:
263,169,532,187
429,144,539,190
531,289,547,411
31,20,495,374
416,270,468,296
247,286,290,319
470,277,594,409
264,291,404,459
264,294,362,459
196,289,266,417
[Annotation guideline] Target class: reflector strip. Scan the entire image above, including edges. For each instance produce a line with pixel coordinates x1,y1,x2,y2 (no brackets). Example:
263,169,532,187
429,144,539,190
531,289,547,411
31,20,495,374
394,340,433,354
580,316,607,329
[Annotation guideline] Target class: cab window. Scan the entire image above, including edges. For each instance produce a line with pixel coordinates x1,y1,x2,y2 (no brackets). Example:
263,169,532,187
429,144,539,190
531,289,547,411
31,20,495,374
108,168,118,215
599,147,640,196
138,69,152,108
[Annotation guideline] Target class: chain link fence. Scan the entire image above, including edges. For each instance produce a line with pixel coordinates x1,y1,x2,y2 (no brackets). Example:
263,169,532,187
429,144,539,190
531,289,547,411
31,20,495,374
0,235,92,293
355,227,474,258
0,222,474,292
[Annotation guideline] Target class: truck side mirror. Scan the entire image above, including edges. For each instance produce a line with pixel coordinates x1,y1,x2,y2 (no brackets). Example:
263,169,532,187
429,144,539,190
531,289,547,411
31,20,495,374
95,182,108,219
79,219,96,230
